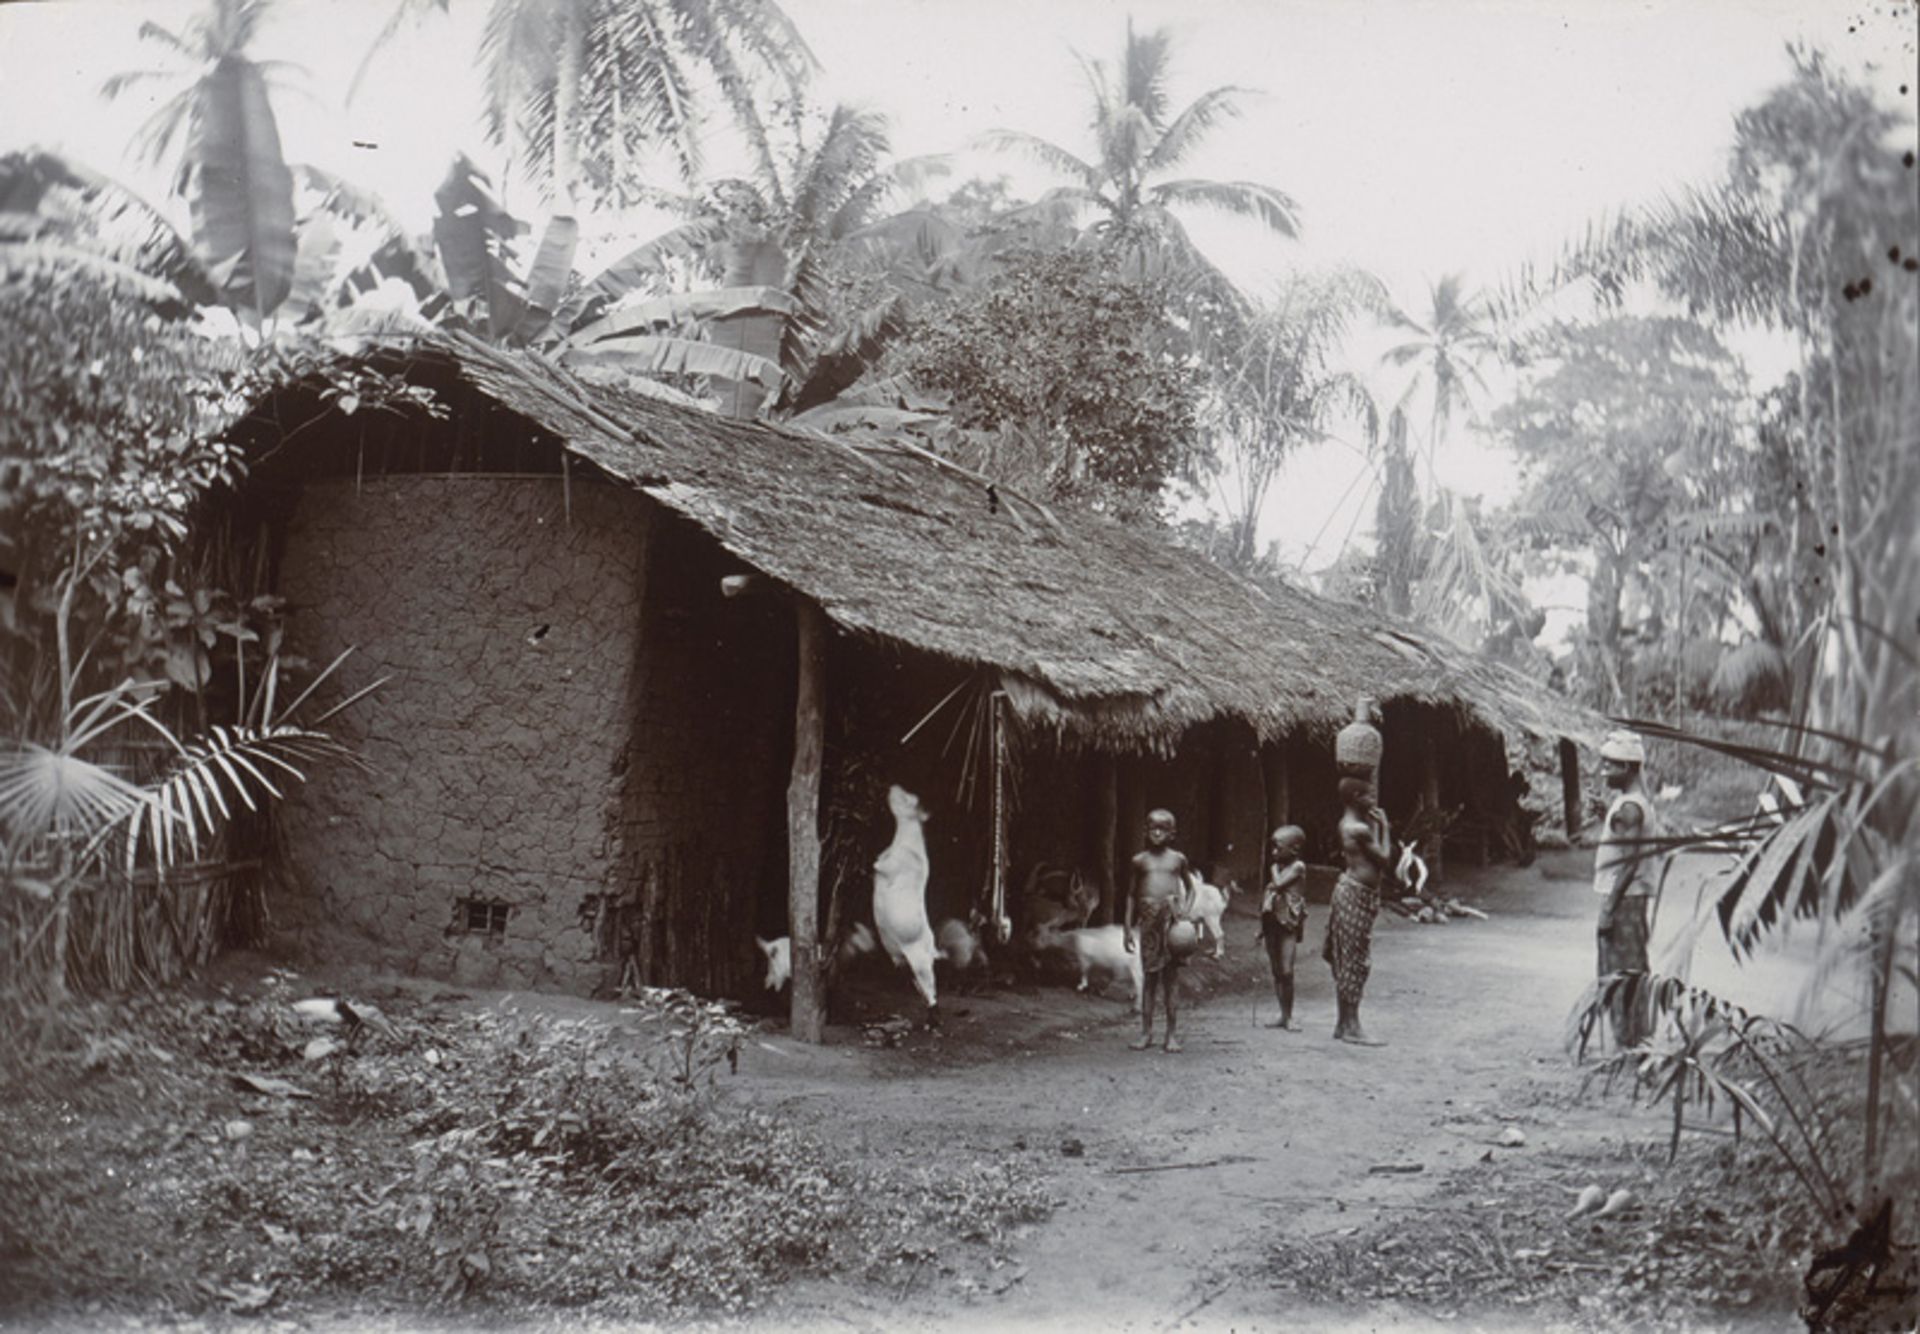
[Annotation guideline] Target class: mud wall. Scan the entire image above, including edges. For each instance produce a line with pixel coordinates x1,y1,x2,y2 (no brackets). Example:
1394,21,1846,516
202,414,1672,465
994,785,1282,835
275,476,650,992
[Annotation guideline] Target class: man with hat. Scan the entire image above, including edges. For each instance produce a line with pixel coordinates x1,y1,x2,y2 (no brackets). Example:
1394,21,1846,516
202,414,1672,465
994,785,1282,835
1595,728,1659,1047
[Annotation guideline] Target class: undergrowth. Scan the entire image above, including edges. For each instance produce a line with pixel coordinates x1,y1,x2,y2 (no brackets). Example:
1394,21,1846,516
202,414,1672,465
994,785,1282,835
1263,1130,1882,1331
0,977,1055,1320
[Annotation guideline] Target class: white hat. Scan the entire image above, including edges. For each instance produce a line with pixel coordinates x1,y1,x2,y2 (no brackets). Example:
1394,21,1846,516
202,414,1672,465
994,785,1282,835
1600,730,1646,764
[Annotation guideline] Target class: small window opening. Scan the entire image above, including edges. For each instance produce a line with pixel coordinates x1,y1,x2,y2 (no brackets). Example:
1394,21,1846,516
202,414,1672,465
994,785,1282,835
458,899,511,938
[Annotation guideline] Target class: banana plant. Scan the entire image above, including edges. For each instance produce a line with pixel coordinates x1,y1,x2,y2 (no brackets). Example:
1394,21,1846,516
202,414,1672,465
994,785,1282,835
101,0,300,326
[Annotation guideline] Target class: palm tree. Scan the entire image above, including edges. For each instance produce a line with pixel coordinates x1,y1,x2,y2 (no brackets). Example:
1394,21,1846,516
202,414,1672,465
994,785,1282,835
1380,272,1497,483
564,104,952,418
100,0,298,323
1372,273,1517,640
476,0,817,207
1210,267,1383,569
1558,58,1917,1320
979,20,1298,334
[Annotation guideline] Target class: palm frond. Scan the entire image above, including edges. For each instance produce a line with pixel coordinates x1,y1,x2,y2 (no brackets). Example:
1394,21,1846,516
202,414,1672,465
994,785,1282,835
579,217,727,306
0,242,188,306
1143,85,1249,174
974,129,1100,189
120,723,356,871
1615,716,1875,790
1149,178,1299,237
1118,19,1173,126
347,0,448,104
0,746,149,847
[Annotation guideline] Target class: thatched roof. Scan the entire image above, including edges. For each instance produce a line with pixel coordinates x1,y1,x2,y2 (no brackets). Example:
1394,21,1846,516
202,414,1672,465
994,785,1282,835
243,334,1601,754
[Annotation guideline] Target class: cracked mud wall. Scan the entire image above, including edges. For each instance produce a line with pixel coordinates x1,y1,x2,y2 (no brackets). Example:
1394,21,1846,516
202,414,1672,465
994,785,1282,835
274,476,649,992
273,476,793,998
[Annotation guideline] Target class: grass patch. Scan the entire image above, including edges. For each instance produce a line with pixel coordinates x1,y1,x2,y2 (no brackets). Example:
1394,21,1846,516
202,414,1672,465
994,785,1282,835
0,975,1055,1322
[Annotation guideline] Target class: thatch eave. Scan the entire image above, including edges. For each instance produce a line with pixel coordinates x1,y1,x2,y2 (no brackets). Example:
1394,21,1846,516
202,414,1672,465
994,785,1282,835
232,334,1606,757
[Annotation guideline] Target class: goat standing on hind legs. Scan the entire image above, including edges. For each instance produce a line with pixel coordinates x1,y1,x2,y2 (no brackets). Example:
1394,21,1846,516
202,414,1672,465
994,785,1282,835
873,784,940,1028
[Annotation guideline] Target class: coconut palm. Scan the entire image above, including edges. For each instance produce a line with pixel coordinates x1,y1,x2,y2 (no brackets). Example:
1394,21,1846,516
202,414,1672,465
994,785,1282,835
477,0,817,206
979,20,1298,336
1380,272,1497,482
1372,273,1515,639
100,0,299,323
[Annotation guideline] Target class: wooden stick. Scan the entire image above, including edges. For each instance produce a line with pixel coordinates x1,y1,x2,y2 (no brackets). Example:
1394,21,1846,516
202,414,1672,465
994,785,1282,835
1110,1158,1226,1175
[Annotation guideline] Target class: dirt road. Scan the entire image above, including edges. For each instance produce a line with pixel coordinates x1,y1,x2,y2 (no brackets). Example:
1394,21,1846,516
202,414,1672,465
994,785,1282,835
732,851,1701,1333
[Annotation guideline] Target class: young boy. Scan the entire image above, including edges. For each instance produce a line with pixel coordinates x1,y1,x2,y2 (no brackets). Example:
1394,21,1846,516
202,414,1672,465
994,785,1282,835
1124,809,1194,1052
1260,825,1308,1030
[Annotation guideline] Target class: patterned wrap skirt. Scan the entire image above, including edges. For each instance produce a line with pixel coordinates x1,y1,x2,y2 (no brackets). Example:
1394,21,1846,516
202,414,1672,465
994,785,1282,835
1598,895,1652,1045
1137,895,1178,975
1597,894,1651,976
1324,871,1380,1008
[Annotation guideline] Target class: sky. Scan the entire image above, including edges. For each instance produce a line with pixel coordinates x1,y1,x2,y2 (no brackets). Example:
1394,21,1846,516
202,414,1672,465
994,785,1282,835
2,0,1914,571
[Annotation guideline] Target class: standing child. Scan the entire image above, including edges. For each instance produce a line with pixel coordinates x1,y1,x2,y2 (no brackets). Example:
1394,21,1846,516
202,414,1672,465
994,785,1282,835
1260,825,1308,1030
1124,809,1194,1052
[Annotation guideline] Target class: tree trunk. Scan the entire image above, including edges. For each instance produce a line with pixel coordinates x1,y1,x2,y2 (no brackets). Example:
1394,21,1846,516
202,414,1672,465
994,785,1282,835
553,2,583,206
1376,411,1417,618
787,600,827,1043
1588,539,1627,708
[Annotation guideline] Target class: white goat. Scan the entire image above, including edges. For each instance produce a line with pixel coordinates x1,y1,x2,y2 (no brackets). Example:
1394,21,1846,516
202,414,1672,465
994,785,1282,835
873,784,939,1023
755,935,792,992
1183,874,1234,959
1396,843,1430,898
1032,922,1142,1011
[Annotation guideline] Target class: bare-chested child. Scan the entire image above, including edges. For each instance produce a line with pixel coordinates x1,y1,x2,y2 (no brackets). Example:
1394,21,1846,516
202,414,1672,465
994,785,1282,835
1260,825,1308,1030
1124,809,1193,1052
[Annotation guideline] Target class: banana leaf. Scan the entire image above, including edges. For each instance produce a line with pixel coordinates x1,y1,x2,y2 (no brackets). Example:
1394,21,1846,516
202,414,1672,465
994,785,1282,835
562,338,786,390
567,286,797,345
184,54,295,321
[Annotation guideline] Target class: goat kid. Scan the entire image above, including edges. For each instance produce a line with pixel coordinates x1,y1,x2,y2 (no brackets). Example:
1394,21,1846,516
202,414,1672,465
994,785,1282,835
1030,921,1142,1012
755,935,792,992
1183,874,1236,959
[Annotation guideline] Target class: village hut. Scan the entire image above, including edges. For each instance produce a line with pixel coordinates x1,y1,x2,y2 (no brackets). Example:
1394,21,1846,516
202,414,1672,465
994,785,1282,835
221,334,1598,1037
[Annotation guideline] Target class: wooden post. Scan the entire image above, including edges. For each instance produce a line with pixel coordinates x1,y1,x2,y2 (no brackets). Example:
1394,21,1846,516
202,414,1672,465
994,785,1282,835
1094,752,1119,924
1117,755,1147,917
787,599,828,1043
1422,732,1445,886
1559,738,1582,837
